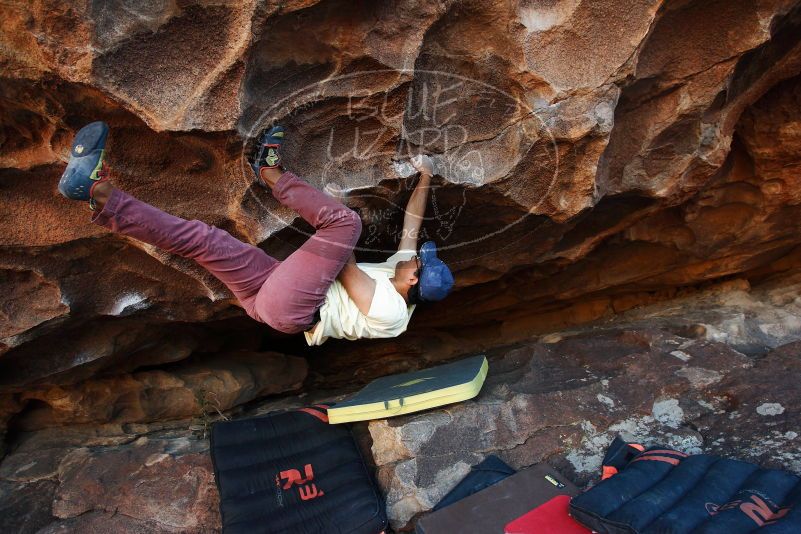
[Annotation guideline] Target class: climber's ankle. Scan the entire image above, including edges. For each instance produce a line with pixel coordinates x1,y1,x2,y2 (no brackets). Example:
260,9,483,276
259,166,284,189
91,181,114,210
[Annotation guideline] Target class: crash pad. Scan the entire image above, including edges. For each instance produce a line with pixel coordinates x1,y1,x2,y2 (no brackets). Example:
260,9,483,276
434,455,516,511
328,355,488,424
210,406,387,533
415,463,579,534
570,436,801,533
505,495,591,534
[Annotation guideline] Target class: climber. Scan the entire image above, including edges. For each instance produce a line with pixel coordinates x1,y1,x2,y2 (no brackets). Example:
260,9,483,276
57,121,454,346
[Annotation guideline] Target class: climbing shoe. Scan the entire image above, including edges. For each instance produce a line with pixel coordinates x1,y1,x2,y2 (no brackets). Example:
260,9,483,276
250,125,284,184
58,121,110,209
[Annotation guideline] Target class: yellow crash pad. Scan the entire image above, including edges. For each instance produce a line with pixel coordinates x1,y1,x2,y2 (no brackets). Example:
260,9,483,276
328,355,489,424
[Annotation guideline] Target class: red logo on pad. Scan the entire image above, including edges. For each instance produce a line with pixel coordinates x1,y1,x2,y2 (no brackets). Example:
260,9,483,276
280,463,325,501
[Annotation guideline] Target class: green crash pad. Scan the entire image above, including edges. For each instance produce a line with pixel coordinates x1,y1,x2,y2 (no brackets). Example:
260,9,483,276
328,355,489,424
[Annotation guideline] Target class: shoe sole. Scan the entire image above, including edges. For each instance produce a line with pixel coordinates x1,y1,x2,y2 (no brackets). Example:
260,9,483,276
59,121,109,201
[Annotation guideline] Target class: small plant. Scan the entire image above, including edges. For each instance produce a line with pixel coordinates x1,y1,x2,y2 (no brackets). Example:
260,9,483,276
189,389,229,440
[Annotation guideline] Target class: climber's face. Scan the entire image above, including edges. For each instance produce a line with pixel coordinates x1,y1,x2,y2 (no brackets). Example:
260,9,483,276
394,256,420,288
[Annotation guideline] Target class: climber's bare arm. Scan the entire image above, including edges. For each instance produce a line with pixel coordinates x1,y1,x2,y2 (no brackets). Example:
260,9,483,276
399,156,433,251
338,253,376,314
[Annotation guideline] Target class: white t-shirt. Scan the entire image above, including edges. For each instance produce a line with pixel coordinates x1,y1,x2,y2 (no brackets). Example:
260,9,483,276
303,250,416,346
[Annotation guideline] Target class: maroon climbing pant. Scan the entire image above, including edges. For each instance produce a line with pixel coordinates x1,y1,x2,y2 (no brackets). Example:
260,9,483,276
91,172,361,333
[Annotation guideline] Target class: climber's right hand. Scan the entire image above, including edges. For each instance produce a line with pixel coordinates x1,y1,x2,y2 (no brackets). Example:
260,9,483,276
411,155,434,176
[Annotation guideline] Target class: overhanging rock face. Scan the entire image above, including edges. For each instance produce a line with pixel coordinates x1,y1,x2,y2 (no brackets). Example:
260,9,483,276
1,0,801,441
